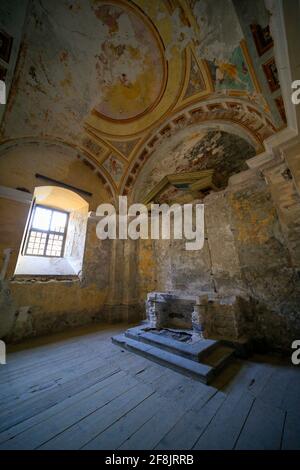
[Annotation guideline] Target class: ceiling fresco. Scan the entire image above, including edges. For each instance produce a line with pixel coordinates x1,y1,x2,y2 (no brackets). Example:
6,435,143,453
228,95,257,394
0,0,287,202
92,1,166,121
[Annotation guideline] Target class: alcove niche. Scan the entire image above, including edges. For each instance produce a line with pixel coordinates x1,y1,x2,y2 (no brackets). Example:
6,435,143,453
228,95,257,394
14,186,89,277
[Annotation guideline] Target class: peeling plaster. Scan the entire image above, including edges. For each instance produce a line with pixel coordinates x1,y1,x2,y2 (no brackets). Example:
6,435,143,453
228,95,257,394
134,127,255,200
192,0,244,62
165,7,195,61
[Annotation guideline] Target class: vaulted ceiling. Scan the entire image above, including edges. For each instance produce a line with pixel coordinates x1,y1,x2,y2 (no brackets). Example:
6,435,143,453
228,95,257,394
0,0,286,202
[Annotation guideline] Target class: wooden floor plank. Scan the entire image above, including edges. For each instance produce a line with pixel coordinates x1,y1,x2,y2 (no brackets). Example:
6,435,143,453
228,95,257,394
194,392,254,449
119,400,187,450
155,391,223,450
39,383,154,450
192,361,273,450
83,392,165,450
0,371,139,449
0,341,123,406
235,398,285,450
1,324,299,450
0,361,121,434
0,368,123,445
282,410,300,450
280,369,300,413
257,366,295,409
147,369,189,398
0,350,113,407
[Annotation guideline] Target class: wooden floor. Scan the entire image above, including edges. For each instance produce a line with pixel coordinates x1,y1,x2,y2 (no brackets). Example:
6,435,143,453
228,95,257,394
0,324,299,450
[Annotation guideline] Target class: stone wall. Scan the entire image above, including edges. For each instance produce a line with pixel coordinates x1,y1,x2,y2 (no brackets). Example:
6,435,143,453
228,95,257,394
0,142,115,342
0,206,146,342
1,139,300,349
135,167,300,350
1,215,112,342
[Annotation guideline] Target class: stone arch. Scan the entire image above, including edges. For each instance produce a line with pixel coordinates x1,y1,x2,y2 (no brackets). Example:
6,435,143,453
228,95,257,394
0,137,116,205
120,97,275,198
131,126,257,204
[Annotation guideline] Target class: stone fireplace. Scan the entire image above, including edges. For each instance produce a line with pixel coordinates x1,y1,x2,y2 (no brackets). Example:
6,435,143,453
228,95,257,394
146,291,248,341
146,292,195,330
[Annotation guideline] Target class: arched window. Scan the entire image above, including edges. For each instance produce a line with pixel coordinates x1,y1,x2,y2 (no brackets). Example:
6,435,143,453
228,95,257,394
14,186,89,277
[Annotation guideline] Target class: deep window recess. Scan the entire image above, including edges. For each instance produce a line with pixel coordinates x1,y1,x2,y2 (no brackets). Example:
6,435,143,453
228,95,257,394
24,205,69,257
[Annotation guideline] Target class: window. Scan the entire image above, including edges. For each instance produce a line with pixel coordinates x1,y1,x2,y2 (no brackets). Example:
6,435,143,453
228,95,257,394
15,186,89,277
24,205,68,258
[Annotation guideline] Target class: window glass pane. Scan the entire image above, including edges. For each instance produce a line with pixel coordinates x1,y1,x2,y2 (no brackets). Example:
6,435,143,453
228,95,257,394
32,207,52,231
26,229,46,256
25,206,68,258
50,211,67,233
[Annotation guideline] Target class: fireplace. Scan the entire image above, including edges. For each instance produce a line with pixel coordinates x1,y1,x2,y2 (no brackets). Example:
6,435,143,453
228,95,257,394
146,292,195,330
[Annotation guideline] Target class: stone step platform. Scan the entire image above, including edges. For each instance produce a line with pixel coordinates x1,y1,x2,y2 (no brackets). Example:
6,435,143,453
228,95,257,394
125,326,218,362
112,334,214,383
201,344,235,371
112,327,235,384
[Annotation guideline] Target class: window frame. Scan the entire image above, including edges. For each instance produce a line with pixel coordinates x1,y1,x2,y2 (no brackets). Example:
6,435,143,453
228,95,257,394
24,204,69,258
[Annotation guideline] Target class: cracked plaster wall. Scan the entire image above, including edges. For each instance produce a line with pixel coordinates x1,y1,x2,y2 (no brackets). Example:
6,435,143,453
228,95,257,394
135,170,300,350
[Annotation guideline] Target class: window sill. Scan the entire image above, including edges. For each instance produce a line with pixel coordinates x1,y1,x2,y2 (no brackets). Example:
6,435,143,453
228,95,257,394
12,274,80,283
14,256,79,277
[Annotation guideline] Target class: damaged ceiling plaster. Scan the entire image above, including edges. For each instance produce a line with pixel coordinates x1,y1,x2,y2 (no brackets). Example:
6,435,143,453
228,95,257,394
0,0,286,199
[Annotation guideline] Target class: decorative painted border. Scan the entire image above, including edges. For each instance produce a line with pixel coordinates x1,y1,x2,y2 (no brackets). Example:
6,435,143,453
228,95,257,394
263,58,280,93
250,24,274,57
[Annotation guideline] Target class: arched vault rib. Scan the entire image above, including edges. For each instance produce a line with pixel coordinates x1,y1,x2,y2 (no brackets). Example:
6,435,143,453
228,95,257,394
0,136,116,203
